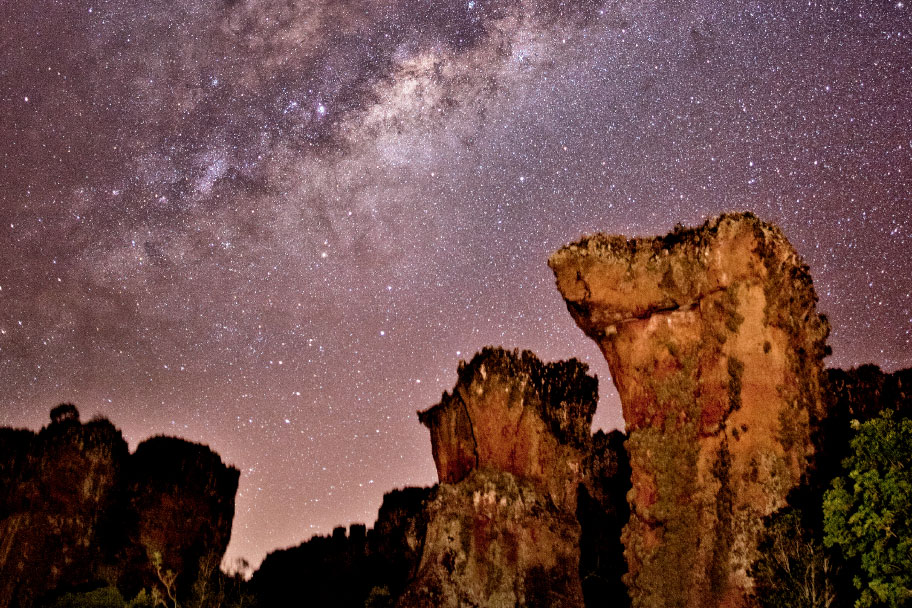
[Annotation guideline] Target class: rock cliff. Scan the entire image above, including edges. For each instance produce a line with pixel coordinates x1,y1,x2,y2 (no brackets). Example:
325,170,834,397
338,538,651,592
0,406,239,608
404,347,601,607
120,436,240,599
549,213,829,608
0,412,128,608
418,347,597,510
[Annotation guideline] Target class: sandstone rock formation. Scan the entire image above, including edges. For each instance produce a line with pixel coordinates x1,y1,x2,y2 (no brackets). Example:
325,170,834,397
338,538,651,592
418,347,597,510
120,436,241,600
549,213,829,608
399,469,585,607
0,406,239,608
0,413,128,608
404,347,600,607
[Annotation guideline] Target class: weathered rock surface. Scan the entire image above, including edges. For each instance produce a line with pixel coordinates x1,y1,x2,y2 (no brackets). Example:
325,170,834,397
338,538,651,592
399,469,585,608
0,406,239,608
418,347,597,511
550,213,829,608
406,347,600,607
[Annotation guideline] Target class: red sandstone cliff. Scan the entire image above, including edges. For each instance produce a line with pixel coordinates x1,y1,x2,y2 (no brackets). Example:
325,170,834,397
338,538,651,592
549,213,829,608
403,347,600,607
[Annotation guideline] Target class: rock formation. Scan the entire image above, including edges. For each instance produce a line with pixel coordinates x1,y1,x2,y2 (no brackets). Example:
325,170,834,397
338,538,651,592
0,406,239,608
0,412,128,608
549,213,829,608
251,486,434,607
403,347,599,607
120,436,241,600
249,351,631,608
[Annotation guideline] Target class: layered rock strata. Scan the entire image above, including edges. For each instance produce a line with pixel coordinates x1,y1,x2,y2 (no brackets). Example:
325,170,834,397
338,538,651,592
549,213,829,608
404,347,599,607
0,407,239,608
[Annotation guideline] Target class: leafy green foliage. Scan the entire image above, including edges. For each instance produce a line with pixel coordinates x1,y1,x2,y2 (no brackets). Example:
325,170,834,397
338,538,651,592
48,586,158,608
823,412,912,608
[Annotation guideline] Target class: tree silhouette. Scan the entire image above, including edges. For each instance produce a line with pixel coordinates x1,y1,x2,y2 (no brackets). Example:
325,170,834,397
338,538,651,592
50,403,80,425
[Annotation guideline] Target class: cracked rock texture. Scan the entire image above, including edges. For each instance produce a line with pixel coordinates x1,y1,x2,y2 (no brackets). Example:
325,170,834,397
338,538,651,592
407,347,598,607
418,347,597,511
549,213,829,608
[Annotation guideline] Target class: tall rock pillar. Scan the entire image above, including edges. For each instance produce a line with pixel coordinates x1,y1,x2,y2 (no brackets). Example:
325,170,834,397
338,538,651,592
402,347,597,608
549,213,829,607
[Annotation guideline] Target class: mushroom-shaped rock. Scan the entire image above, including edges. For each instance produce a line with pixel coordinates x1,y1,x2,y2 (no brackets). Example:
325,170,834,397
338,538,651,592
549,213,829,608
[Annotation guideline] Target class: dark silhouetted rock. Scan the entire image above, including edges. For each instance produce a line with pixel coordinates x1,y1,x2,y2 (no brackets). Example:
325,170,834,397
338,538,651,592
578,430,631,607
251,485,434,607
0,415,127,608
806,365,912,505
550,213,829,608
119,436,240,599
0,406,239,608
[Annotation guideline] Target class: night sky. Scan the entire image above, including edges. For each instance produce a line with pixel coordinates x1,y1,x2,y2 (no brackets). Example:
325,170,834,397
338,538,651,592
2,0,910,568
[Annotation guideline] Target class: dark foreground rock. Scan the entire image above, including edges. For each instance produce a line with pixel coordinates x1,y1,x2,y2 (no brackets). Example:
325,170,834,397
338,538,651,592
0,406,239,608
251,486,434,607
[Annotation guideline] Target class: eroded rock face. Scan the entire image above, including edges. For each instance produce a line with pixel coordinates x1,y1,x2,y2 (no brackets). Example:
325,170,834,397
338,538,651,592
0,408,239,608
408,347,598,607
550,213,829,608
418,347,597,511
400,470,585,608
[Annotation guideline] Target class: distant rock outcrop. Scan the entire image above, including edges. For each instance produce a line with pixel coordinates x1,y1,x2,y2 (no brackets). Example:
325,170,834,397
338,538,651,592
251,486,434,607
402,347,601,608
812,365,912,493
550,213,829,608
0,407,239,608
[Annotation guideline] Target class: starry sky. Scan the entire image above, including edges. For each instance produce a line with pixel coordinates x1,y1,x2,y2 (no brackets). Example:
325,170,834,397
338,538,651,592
1,0,910,568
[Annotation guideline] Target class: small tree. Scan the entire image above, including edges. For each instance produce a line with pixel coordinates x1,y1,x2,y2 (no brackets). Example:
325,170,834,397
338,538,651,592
151,551,180,608
823,412,912,608
50,403,80,425
750,507,838,608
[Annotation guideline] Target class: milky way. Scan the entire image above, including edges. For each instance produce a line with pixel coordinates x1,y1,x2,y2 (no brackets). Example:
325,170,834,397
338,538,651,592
2,0,910,567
